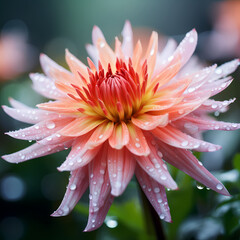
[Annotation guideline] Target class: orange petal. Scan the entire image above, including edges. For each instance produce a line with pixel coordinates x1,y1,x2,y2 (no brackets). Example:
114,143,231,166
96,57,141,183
96,38,116,71
86,121,114,149
126,122,150,156
59,117,106,137
144,31,158,80
132,113,168,130
37,100,81,113
132,40,142,72
65,49,89,85
109,121,129,149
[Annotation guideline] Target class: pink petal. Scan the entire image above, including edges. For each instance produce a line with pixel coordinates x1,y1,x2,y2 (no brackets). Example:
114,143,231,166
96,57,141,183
121,20,133,58
92,25,105,45
172,29,197,68
8,98,33,109
177,115,240,132
65,49,89,85
51,166,88,217
158,141,230,196
202,77,233,97
40,53,74,84
86,121,114,149
2,141,72,163
2,105,57,124
88,144,110,207
30,73,65,99
84,194,114,232
126,122,150,156
198,98,236,113
136,133,177,190
210,59,239,81
154,38,177,76
132,113,168,130
86,44,99,65
58,146,101,171
152,125,221,152
135,164,172,222
108,147,136,196
109,121,129,149
6,118,73,141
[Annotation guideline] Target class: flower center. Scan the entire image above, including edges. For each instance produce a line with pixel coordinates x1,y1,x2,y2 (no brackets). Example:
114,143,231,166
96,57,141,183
71,59,149,123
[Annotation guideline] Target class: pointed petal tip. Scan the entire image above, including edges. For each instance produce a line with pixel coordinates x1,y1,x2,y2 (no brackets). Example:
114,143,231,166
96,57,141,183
111,188,122,197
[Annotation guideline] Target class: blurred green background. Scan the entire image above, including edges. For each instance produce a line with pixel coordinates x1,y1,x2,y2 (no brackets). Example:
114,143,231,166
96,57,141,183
0,0,240,239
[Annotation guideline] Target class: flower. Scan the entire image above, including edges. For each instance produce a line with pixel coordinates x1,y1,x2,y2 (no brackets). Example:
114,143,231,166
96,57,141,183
2,21,240,231
0,31,33,81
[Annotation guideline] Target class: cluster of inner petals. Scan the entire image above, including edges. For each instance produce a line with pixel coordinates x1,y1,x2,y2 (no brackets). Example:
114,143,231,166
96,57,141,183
69,58,150,123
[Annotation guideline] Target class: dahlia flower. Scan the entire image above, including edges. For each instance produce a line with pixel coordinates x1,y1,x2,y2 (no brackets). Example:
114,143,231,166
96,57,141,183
2,21,240,231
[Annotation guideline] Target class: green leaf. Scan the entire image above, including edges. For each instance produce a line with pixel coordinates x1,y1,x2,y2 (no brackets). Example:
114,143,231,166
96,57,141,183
233,153,240,172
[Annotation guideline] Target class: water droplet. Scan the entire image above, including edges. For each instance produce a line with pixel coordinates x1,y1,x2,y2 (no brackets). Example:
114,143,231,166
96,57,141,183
34,125,40,130
155,164,161,169
216,68,222,74
46,121,55,129
70,184,76,190
161,175,167,180
154,187,160,193
188,87,195,93
181,141,188,147
135,143,141,148
216,183,223,190
100,169,105,174
196,182,204,190
198,161,203,166
98,134,103,139
157,151,162,158
46,136,52,141
160,214,165,219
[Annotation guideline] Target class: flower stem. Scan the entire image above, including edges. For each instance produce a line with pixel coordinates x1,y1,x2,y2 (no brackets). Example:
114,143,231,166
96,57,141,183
138,184,166,240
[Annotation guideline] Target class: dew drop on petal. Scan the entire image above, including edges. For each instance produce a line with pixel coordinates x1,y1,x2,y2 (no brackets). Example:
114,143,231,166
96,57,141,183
98,134,103,139
135,143,141,148
160,214,165,220
196,182,204,190
46,121,55,129
216,183,223,190
70,184,76,191
181,141,188,147
154,187,160,193
161,175,167,180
